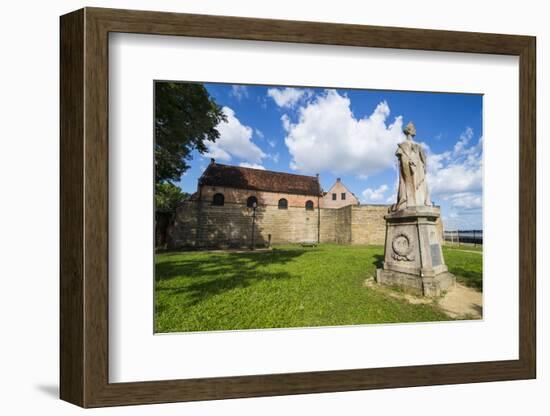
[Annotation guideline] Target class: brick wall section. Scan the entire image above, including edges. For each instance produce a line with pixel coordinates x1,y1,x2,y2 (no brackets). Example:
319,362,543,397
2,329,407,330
167,202,198,248
256,204,319,245
350,205,388,245
335,205,352,244
168,201,319,249
319,205,351,244
167,200,443,249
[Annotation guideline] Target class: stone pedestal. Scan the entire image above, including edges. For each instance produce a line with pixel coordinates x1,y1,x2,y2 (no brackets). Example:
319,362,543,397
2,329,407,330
376,206,455,297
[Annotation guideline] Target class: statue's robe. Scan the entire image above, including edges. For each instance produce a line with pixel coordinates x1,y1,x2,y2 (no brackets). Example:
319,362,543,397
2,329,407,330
392,139,431,211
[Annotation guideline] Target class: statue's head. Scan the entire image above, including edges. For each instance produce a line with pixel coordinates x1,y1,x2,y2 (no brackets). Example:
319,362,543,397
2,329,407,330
403,122,416,139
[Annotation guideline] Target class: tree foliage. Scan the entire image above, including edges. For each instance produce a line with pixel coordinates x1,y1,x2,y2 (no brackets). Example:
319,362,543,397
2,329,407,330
155,82,226,184
155,182,189,213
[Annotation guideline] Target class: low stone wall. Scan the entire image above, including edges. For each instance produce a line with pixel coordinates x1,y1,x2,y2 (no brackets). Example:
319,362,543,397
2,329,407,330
319,205,351,244
168,201,319,249
167,201,443,249
350,205,388,245
166,203,198,248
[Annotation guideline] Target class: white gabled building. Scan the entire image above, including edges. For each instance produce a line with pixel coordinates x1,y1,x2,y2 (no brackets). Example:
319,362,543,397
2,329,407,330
321,178,359,208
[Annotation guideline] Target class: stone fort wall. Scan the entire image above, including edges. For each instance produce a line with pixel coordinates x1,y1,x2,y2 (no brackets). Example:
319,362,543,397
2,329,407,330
166,201,436,250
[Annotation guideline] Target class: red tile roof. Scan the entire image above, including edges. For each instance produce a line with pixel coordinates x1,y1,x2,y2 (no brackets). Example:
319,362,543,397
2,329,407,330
199,162,322,196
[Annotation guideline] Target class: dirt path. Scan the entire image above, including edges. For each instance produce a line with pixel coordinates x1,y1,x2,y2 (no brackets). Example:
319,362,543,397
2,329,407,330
364,279,482,319
438,283,482,318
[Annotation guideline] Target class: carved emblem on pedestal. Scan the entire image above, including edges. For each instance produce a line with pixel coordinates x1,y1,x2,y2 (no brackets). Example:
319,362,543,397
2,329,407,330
391,231,415,261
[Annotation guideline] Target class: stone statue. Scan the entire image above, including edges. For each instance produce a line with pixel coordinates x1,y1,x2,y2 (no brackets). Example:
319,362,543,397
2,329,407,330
378,121,455,297
391,122,432,211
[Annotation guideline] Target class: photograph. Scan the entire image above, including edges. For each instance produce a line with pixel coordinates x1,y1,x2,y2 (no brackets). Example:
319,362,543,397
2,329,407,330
153,81,484,333
50,4,538,409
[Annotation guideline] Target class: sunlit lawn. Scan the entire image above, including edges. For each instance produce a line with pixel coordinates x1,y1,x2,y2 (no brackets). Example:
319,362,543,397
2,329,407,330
155,244,482,333
442,245,483,289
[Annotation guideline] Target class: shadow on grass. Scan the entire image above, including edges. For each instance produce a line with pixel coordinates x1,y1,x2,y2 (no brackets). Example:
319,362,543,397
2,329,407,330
449,267,483,290
156,249,307,306
372,254,384,269
471,303,483,317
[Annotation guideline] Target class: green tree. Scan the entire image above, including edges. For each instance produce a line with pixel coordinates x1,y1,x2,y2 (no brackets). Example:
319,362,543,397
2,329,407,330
155,82,226,184
155,182,189,213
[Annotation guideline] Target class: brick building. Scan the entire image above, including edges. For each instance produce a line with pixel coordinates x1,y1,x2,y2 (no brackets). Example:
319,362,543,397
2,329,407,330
195,159,323,211
167,160,442,249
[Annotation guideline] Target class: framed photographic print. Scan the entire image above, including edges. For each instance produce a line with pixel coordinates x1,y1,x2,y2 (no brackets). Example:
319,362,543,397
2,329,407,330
60,7,536,408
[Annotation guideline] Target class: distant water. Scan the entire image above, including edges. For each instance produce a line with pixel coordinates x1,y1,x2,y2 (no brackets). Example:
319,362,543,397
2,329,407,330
444,230,483,245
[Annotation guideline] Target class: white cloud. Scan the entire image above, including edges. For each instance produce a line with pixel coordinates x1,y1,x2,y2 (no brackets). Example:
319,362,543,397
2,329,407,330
426,129,482,196
239,162,265,170
267,139,276,148
206,106,266,163
267,152,280,163
424,128,483,230
443,208,482,230
255,128,264,139
429,164,482,195
267,87,310,108
426,148,451,172
453,127,474,156
205,145,231,161
281,114,291,131
444,192,482,209
283,90,405,176
230,85,248,101
362,184,389,203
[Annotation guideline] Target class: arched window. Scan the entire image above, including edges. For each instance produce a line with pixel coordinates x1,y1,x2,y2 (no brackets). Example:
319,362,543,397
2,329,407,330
212,193,224,206
246,196,258,208
305,200,314,210
278,198,288,210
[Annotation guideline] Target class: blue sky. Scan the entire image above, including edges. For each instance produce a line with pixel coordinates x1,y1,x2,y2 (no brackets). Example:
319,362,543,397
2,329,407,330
174,83,483,230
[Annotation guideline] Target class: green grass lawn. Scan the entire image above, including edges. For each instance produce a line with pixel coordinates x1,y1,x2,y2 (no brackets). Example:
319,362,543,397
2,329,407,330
442,246,483,289
155,244,482,333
